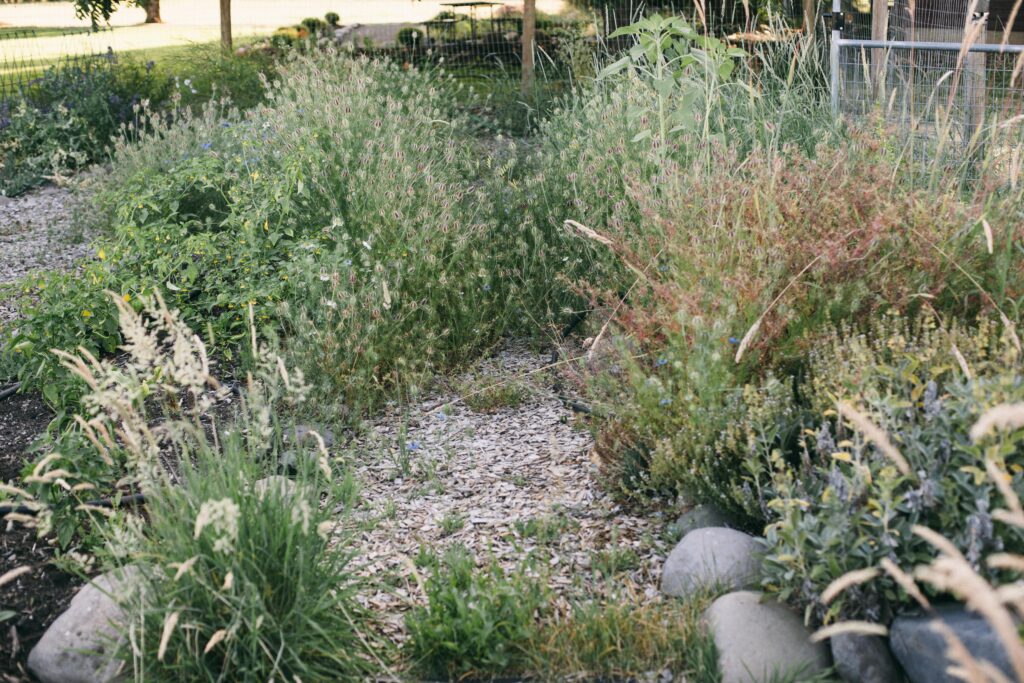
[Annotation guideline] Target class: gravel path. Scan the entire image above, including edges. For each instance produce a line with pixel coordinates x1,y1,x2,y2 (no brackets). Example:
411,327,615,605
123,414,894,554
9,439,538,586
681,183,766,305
341,343,669,642
0,186,93,327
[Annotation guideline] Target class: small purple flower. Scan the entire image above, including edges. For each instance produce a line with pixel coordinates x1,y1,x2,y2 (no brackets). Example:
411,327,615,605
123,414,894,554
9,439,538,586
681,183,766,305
145,60,155,72
659,398,672,406
728,337,739,345
221,121,231,128
655,358,668,367
201,142,212,150
482,284,491,292
408,441,421,451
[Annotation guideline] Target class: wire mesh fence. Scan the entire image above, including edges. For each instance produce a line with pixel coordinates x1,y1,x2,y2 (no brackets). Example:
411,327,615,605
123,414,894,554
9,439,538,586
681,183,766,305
0,25,115,103
829,0,1024,173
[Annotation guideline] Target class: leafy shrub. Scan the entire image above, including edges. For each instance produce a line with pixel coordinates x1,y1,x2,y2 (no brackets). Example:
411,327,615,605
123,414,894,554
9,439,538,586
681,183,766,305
825,406,1024,680
272,26,309,47
397,26,424,47
577,125,1023,515
405,547,547,679
300,17,328,36
325,11,340,27
0,56,172,196
757,315,1024,624
7,54,516,416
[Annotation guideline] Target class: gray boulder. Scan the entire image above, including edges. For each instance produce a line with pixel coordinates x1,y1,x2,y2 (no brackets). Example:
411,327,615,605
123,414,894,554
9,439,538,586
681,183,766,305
891,605,1015,683
705,591,830,683
831,632,902,683
28,567,138,683
661,527,763,598
669,504,733,540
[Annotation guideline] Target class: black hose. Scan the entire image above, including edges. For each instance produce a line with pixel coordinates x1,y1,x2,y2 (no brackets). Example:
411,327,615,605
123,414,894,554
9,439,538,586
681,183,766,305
0,382,22,402
0,492,147,518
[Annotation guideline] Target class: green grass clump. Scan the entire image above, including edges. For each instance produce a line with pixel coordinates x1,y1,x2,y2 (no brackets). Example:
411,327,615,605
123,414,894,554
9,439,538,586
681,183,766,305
117,441,383,681
532,595,719,682
405,547,547,680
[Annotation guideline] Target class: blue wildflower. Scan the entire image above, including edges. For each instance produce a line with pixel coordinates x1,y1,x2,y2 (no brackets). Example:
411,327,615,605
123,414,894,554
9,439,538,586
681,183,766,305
659,398,672,406
655,358,668,367
201,142,212,150
658,264,669,272
483,284,491,292
408,441,421,451
728,337,739,345
437,412,447,421
220,121,231,128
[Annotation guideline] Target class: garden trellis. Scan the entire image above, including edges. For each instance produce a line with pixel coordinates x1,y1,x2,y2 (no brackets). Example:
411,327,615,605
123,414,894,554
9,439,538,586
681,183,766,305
829,0,1024,156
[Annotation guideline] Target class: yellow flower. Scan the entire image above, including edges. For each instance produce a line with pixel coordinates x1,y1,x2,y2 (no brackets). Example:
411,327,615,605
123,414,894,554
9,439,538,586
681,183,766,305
123,294,131,302
97,248,106,261
81,310,93,318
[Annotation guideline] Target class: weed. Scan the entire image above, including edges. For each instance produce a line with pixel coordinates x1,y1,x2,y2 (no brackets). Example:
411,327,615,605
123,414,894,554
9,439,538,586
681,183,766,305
405,547,547,680
591,546,642,578
514,511,579,545
440,511,466,536
532,593,719,682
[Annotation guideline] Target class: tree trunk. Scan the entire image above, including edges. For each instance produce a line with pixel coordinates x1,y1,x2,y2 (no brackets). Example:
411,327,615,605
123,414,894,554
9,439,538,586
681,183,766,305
521,0,536,95
144,0,161,24
220,0,233,51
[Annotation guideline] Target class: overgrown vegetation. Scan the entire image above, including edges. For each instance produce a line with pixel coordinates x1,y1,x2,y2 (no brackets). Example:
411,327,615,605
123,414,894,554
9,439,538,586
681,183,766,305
3,6,1024,679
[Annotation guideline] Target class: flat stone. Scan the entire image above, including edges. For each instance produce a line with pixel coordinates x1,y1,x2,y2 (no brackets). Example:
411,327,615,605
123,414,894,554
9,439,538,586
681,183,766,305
831,632,902,683
28,566,138,683
669,504,733,540
891,605,1016,683
705,591,830,683
661,527,763,598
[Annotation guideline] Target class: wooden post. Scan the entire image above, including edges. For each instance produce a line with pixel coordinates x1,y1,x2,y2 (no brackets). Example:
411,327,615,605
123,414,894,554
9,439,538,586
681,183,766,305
220,0,233,52
803,0,816,39
521,0,536,95
871,0,889,101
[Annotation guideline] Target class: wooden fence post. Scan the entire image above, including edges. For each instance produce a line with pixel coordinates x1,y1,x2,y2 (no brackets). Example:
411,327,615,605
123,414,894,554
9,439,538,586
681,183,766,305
522,0,536,95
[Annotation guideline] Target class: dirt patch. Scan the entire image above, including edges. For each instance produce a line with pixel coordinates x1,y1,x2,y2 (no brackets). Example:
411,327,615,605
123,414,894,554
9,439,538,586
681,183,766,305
0,392,81,681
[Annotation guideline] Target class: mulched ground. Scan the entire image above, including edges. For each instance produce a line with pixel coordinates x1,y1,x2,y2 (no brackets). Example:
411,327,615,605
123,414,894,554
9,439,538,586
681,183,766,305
0,393,81,681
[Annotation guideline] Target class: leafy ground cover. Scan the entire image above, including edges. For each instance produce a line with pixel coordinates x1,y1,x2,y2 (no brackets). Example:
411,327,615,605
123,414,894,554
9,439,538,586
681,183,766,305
2,9,1024,682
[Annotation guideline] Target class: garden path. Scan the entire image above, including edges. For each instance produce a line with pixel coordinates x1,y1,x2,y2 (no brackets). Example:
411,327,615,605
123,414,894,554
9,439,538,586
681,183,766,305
0,185,93,327
340,344,669,641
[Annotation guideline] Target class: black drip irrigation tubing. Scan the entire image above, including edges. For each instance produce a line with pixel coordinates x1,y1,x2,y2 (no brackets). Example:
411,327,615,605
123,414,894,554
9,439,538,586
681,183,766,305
0,492,146,519
0,381,21,401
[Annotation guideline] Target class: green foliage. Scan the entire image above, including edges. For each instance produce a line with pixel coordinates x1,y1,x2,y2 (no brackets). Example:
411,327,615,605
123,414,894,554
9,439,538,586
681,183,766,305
458,374,532,413
325,12,340,27
6,55,522,417
405,547,547,679
110,433,382,680
757,315,1024,624
514,511,579,545
532,595,720,682
0,56,172,196
300,17,328,37
397,26,424,47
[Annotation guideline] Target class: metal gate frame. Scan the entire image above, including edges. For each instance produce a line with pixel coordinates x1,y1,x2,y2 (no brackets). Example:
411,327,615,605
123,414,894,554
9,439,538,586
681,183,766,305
829,0,1024,143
